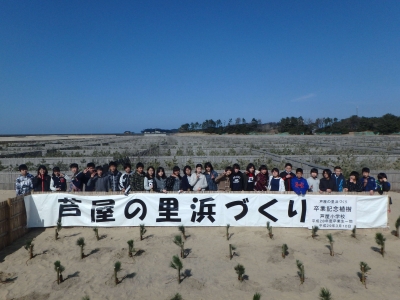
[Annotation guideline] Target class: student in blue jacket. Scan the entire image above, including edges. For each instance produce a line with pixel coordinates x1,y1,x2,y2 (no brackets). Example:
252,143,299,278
358,167,376,195
291,168,309,196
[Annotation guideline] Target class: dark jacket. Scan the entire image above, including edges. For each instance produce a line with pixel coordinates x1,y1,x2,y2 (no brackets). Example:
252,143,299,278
331,174,345,192
84,172,95,192
254,172,268,191
71,171,86,191
51,175,67,191
32,175,51,192
358,176,376,192
344,180,363,192
280,171,296,191
204,170,218,191
243,172,256,191
130,172,146,191
230,171,244,191
108,170,122,191
319,177,336,192
87,175,109,192
376,181,390,195
180,175,193,191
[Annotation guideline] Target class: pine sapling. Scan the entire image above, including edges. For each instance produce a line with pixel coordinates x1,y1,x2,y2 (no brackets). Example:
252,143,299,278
326,234,334,256
178,225,186,240
76,237,85,259
170,255,183,284
55,217,62,240
253,293,261,300
127,240,135,257
375,233,386,257
93,227,99,241
171,293,182,300
319,287,332,300
54,260,65,284
234,264,245,281
229,244,236,260
226,224,230,240
173,235,184,258
296,260,305,284
24,239,34,259
266,221,273,239
82,296,90,300
282,244,288,258
351,226,357,238
114,261,121,285
395,216,400,238
311,226,319,239
359,261,371,288
140,224,146,240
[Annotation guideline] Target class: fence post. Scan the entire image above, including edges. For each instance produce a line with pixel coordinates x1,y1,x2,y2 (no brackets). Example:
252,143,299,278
7,198,12,245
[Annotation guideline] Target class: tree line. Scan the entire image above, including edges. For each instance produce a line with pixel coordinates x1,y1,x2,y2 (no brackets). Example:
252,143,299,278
178,114,400,135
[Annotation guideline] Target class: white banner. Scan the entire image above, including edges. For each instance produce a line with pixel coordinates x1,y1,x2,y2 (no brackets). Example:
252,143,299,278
24,193,388,229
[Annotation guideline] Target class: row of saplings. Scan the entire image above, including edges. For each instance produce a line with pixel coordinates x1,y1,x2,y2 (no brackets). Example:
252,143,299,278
22,216,400,300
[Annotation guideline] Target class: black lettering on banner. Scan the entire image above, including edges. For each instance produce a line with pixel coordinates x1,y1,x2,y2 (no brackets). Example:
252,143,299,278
225,198,249,221
58,197,82,218
190,197,216,223
258,199,278,222
124,199,147,220
91,199,115,223
156,198,181,222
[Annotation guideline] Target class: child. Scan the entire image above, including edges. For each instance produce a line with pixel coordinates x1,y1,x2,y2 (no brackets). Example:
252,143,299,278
180,165,193,191
69,163,85,191
144,166,157,192
108,161,122,192
130,162,145,191
87,166,109,192
344,171,363,192
319,169,336,193
119,163,133,195
15,164,34,196
155,167,167,193
307,168,320,193
358,167,376,195
280,163,296,191
166,166,182,192
50,167,70,192
243,163,256,191
268,168,285,192
32,165,51,192
376,173,391,195
230,163,244,191
291,168,309,196
254,164,268,191
331,166,345,192
189,164,208,191
204,162,218,191
83,162,96,192
215,166,232,191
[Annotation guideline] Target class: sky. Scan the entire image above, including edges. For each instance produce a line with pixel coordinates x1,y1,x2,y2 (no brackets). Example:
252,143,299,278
0,0,399,134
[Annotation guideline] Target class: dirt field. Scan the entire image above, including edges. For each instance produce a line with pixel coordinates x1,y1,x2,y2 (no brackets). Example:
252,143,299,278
0,192,399,300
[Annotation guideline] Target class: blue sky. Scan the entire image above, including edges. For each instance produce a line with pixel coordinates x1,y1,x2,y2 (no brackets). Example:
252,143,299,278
0,0,399,134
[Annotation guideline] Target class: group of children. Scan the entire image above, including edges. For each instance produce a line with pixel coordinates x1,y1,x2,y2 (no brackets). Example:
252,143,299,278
15,162,391,196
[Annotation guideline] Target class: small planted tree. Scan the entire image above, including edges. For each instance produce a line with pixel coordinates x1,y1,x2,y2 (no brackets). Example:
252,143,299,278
226,224,230,240
171,293,182,300
170,255,183,284
76,237,85,259
54,260,65,284
282,244,288,258
173,235,184,258
359,261,371,288
24,239,34,260
266,222,273,239
395,216,400,238
114,261,121,285
375,233,386,257
93,227,99,241
178,225,186,240
319,287,332,300
127,240,135,257
229,244,236,260
311,226,319,239
326,234,334,256
82,296,90,300
140,224,146,241
234,264,245,281
253,293,261,300
55,217,62,240
351,226,357,238
296,260,305,284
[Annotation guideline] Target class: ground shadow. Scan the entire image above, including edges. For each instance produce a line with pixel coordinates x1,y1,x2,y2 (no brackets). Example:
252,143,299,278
0,276,18,284
371,246,381,254
121,272,136,282
33,250,48,258
143,234,153,240
391,230,398,237
184,248,191,258
86,248,100,257
356,272,362,281
228,233,234,240
65,271,80,281
0,228,45,262
99,235,107,240
242,275,249,281
180,269,192,282
134,249,145,256
64,233,80,238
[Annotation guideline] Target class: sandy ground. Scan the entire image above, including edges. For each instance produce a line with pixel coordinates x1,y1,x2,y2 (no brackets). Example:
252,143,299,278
0,192,399,300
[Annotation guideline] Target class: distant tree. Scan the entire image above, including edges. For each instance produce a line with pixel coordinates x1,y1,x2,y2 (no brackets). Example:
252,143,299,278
235,117,241,125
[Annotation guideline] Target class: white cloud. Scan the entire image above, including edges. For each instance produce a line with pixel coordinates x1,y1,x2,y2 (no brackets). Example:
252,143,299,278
291,93,316,102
